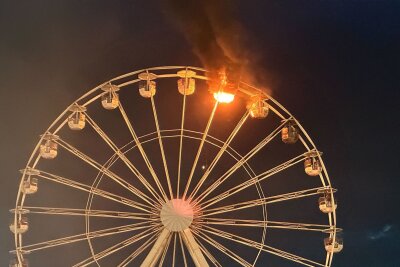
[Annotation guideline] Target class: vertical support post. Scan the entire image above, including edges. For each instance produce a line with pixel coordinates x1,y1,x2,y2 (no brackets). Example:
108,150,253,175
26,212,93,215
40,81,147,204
141,228,171,267
182,229,209,267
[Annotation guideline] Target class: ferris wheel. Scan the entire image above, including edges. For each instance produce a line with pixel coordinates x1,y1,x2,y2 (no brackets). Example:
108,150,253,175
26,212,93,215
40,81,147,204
10,66,343,267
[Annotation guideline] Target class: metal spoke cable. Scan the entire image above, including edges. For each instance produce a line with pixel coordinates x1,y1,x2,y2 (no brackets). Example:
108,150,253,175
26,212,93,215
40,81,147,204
35,170,154,213
55,138,155,207
15,221,152,253
189,111,249,200
150,95,174,200
84,112,164,203
200,225,324,267
158,233,172,267
118,235,158,267
23,206,155,220
191,227,251,267
192,231,222,267
200,153,306,210
178,233,188,267
177,85,188,198
172,233,177,267
183,101,219,199
195,121,286,204
118,103,168,202
72,226,160,267
202,218,334,232
201,187,329,218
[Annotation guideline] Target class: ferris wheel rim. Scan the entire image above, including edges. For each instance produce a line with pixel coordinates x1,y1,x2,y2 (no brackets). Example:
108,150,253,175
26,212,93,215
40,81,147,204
13,65,339,267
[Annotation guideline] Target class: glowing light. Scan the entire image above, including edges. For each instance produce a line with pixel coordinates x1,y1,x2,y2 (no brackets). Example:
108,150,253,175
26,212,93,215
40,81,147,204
213,91,235,103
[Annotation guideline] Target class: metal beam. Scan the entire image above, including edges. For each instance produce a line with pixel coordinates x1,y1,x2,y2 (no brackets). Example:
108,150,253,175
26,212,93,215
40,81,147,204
141,228,171,267
182,229,209,267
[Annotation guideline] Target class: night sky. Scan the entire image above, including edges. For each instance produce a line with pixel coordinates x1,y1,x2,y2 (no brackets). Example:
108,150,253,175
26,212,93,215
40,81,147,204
1,1,399,266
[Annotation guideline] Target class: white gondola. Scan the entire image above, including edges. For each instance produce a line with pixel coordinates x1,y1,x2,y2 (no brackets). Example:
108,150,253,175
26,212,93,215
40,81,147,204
101,83,120,110
282,120,299,144
177,69,196,95
39,134,59,159
67,104,86,130
19,168,40,195
9,216,29,234
211,70,237,104
324,237,343,253
319,195,337,213
304,152,322,176
247,97,269,119
21,178,38,195
138,72,157,98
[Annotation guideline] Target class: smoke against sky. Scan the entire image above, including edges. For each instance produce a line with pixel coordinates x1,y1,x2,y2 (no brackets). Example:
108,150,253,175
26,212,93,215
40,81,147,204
165,0,271,91
368,224,394,241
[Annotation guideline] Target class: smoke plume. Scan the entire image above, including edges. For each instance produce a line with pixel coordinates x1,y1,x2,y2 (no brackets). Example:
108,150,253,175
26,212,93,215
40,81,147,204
165,0,268,90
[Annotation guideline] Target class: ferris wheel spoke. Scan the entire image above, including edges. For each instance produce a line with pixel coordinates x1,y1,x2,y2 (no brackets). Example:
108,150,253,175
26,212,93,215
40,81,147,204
298,135,312,151
15,221,153,253
328,251,335,266
150,95,174,200
325,252,332,267
177,89,188,198
141,228,171,267
202,218,334,233
181,228,210,267
118,103,169,202
183,101,219,200
201,187,330,217
23,206,154,221
73,226,160,267
195,121,286,204
172,233,177,267
200,225,325,267
84,112,164,203
191,227,251,267
189,111,249,200
55,138,156,207
35,170,154,213
158,232,172,267
178,232,188,267
117,235,158,267
200,153,306,209
193,232,222,267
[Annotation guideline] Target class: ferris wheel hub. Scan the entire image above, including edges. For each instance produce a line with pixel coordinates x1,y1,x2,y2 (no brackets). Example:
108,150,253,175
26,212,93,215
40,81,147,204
160,199,194,232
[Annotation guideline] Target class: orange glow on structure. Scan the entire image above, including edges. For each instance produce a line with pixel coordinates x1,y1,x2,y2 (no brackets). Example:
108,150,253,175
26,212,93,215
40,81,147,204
213,91,235,103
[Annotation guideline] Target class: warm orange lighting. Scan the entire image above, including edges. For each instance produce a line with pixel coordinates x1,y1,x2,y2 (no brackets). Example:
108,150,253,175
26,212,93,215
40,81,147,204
213,91,235,103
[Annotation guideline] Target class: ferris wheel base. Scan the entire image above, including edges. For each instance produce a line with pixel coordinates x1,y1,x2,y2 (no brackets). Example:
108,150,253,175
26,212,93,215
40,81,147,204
141,228,209,267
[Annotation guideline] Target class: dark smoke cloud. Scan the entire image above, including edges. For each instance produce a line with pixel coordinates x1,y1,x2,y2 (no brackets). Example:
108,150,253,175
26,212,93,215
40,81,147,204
165,0,270,91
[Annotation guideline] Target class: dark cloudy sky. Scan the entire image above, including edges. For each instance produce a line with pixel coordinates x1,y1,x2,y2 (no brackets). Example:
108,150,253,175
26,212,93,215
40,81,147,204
1,1,399,266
